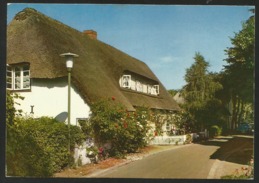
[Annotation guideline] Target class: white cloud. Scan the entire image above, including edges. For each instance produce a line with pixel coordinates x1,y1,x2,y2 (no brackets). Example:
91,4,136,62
159,55,181,63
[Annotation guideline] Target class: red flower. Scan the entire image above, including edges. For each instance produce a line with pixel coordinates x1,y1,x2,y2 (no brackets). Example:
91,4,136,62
112,96,115,100
124,122,128,128
99,147,103,153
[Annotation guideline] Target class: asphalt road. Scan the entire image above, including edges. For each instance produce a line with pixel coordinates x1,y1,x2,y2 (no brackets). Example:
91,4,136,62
94,143,220,178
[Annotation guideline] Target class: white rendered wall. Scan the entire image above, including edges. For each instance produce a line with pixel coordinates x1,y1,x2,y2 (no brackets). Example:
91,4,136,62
14,78,90,126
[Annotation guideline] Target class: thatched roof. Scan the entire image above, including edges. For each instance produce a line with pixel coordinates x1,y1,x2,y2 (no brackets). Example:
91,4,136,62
7,8,180,112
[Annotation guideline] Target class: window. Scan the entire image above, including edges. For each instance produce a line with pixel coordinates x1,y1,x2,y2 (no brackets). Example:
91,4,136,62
147,85,152,94
6,66,12,89
119,73,159,96
6,64,30,90
154,85,159,95
135,80,143,92
121,75,131,89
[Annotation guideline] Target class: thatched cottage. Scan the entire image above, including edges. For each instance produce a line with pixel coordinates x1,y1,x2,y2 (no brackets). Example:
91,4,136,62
7,8,180,128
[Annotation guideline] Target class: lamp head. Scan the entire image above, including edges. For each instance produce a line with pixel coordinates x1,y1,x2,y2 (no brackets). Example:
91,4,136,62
60,52,79,70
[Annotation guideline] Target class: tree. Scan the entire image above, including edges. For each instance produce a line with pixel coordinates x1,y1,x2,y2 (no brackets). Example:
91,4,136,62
168,89,179,97
182,53,223,130
223,10,255,129
184,52,209,105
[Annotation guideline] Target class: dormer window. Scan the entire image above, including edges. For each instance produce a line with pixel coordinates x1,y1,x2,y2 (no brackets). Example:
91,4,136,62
6,64,31,90
121,75,131,89
119,73,159,96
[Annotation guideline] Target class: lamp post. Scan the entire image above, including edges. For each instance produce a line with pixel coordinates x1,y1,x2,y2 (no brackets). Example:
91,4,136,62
60,52,79,154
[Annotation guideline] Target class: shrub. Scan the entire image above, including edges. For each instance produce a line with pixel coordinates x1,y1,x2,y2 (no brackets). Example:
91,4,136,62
209,125,222,137
90,98,150,157
6,116,85,177
6,90,23,125
185,134,193,144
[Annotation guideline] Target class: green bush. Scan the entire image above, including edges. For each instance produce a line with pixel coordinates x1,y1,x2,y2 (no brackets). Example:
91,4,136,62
6,116,85,177
210,125,222,137
185,134,193,144
90,98,150,157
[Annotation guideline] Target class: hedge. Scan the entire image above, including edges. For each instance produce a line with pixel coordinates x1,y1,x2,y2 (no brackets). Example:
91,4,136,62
6,117,85,177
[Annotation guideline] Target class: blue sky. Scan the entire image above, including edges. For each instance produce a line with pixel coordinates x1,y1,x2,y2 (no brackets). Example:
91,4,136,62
7,3,253,90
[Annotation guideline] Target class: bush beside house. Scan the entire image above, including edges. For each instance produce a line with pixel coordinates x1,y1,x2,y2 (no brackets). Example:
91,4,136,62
6,92,85,177
89,98,152,158
6,116,85,177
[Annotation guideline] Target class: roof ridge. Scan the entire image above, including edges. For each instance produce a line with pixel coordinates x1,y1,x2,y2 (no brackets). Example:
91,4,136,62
14,8,82,35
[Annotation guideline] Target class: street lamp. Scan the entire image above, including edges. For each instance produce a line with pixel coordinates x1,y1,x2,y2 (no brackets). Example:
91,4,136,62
60,52,79,154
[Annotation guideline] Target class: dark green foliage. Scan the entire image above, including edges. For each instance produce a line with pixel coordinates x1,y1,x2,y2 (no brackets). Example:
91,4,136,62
167,89,180,97
6,90,23,125
90,99,150,157
6,116,85,177
223,11,255,129
182,53,223,131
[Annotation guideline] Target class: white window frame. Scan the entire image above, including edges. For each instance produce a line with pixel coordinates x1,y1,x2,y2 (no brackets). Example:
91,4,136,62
6,64,31,90
6,65,13,90
154,85,159,95
147,85,152,94
150,85,159,95
121,75,131,89
135,80,143,92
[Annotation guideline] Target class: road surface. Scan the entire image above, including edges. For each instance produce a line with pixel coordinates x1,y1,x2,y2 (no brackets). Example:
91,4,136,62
93,143,219,178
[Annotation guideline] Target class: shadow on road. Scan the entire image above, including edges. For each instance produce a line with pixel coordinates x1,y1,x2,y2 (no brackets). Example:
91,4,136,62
198,136,254,165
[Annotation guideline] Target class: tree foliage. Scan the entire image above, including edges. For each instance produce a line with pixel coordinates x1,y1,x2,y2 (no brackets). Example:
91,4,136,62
182,53,223,130
223,10,254,129
224,12,254,103
167,89,179,97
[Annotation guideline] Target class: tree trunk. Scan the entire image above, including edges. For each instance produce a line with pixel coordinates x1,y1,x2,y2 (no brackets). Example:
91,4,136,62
236,97,241,129
237,100,244,124
231,94,237,130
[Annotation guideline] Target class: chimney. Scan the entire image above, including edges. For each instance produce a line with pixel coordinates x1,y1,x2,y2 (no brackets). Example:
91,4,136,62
83,30,97,40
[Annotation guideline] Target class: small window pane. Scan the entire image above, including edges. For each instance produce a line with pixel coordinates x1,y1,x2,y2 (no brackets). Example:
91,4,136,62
7,83,12,89
14,67,20,72
23,71,30,76
23,82,30,89
23,65,30,71
15,82,21,89
15,71,21,77
14,69,21,89
7,71,12,77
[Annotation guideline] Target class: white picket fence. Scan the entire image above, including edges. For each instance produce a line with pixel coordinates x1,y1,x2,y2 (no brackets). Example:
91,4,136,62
149,135,187,145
